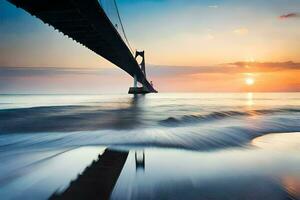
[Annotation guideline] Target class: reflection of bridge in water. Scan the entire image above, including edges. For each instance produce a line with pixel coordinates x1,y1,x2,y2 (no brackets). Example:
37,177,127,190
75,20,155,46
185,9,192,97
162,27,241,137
50,149,145,200
7,0,157,94
50,149,129,200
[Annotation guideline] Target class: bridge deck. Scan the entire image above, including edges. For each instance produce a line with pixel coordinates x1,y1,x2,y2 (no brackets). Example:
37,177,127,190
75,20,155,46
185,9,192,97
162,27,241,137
8,0,156,92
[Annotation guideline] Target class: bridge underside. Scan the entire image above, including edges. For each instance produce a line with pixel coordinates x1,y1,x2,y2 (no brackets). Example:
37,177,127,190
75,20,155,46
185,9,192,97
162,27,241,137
8,0,157,93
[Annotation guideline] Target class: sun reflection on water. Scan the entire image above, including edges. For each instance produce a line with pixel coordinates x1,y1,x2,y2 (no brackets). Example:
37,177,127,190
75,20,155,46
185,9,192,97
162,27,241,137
246,92,254,107
282,175,300,199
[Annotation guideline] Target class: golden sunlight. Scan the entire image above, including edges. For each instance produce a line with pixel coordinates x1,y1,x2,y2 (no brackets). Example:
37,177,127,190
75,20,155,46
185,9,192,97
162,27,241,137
245,78,255,86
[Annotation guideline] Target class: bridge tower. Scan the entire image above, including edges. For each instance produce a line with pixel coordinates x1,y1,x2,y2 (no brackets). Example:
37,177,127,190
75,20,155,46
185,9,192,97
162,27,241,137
129,50,152,94
135,51,146,78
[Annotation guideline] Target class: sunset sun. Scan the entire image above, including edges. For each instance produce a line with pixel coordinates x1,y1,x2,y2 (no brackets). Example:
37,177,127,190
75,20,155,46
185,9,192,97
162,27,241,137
245,78,255,86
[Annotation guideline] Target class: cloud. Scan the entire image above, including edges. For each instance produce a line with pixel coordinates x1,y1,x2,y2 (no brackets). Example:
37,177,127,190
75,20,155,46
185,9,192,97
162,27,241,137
226,61,300,73
204,33,215,40
233,28,249,35
0,66,120,78
1,61,300,80
150,61,300,77
0,65,232,80
279,13,300,20
148,65,223,77
208,5,218,9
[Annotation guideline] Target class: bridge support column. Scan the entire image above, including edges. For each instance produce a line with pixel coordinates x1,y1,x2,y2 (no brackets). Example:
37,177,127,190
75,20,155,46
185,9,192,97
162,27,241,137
129,50,156,94
129,74,147,94
133,75,137,88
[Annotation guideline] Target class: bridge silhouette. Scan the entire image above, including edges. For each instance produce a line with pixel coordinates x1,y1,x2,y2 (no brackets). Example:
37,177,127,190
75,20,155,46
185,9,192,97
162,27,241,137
7,0,157,93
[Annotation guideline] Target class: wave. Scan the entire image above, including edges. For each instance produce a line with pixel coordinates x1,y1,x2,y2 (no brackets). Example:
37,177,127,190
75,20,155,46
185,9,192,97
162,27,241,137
0,106,299,134
0,105,144,134
1,116,299,152
0,104,299,134
159,108,300,126
0,104,299,152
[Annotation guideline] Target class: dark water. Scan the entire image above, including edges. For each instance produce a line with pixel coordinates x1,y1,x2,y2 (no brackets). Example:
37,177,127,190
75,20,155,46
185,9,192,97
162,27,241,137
0,93,299,199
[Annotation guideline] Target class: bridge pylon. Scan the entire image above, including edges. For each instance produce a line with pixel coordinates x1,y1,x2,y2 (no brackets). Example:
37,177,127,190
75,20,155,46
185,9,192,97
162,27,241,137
129,51,155,94
135,51,146,78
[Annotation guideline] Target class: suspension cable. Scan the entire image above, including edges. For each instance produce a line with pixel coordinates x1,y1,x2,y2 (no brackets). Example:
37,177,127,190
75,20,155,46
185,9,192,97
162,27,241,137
112,0,134,54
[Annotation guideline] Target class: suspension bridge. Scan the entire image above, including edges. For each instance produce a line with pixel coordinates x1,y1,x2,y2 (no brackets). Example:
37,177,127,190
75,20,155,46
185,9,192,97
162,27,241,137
7,0,157,94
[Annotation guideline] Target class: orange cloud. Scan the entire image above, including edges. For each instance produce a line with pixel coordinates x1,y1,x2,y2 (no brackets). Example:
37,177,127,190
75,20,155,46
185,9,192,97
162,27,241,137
227,61,300,73
233,28,249,35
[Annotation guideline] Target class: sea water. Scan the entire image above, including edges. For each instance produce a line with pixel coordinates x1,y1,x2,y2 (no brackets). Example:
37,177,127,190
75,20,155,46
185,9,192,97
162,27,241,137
0,93,299,199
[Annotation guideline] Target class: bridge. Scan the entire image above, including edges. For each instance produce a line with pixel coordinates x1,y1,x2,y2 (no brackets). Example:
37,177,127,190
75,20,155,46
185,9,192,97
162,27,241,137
7,0,157,93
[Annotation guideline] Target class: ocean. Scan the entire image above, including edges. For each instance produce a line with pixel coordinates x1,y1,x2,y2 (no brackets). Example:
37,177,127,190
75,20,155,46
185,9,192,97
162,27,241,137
0,93,299,199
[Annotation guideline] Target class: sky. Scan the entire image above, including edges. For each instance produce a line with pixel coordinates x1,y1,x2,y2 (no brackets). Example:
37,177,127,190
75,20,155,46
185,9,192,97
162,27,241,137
0,0,300,93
